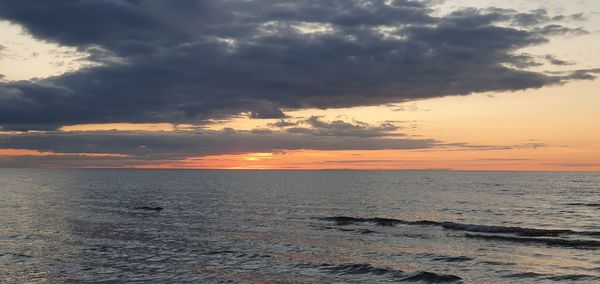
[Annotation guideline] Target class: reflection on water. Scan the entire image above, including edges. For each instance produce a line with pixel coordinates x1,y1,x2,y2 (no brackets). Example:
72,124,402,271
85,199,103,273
2,169,600,282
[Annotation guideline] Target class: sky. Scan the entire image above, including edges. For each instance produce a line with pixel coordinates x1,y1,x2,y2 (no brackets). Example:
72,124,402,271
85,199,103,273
0,0,599,170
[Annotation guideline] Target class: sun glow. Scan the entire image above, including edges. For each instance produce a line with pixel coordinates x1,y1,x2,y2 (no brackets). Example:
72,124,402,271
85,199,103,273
244,153,274,161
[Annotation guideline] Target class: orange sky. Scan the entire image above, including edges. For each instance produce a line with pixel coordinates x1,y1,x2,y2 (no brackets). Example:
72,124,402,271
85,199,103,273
127,146,600,171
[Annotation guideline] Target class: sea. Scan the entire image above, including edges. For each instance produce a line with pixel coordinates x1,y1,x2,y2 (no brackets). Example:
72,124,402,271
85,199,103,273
2,169,600,283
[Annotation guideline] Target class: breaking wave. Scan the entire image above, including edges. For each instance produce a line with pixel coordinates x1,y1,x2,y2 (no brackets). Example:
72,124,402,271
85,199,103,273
465,234,600,248
319,216,600,237
299,263,463,283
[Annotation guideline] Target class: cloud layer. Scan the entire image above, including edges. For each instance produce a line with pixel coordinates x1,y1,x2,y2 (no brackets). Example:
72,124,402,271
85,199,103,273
0,117,438,167
0,115,551,168
0,0,597,130
0,118,429,157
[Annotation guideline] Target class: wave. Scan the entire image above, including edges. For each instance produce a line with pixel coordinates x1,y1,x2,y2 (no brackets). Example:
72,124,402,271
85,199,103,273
132,206,163,212
320,263,403,276
319,216,442,227
503,271,600,281
565,202,600,208
546,274,600,281
203,250,236,255
319,216,600,237
319,216,413,226
465,233,600,248
313,225,378,234
304,263,462,283
503,272,547,279
432,256,473,262
440,222,572,237
400,271,463,283
0,253,31,264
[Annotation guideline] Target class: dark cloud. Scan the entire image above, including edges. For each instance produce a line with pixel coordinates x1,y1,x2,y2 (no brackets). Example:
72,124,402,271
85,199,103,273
265,116,403,137
0,125,550,167
513,9,550,27
0,1,596,130
535,24,588,36
0,131,554,169
285,116,401,137
564,68,600,80
268,119,299,128
0,128,437,164
545,55,574,66
567,13,587,22
0,154,135,168
477,8,587,27
507,53,543,69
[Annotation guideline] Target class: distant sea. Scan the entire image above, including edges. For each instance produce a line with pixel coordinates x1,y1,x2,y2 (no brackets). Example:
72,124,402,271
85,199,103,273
2,169,600,283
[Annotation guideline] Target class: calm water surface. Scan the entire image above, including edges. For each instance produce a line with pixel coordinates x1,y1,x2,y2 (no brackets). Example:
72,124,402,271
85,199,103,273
2,169,600,283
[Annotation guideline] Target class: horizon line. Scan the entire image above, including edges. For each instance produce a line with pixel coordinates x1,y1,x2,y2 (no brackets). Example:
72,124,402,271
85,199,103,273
1,167,599,173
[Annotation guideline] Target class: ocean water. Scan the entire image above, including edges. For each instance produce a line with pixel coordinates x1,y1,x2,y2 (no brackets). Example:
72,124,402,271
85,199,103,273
2,169,600,283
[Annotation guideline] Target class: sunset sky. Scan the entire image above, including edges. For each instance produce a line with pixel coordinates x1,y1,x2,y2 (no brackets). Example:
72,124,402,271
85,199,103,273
1,0,599,170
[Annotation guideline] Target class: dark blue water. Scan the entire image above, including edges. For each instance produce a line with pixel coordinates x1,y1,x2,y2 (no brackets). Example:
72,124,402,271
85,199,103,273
2,169,600,283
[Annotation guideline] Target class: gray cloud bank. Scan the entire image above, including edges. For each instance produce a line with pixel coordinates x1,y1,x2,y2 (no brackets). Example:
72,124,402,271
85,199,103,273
0,0,597,130
0,118,437,167
0,116,548,168
0,117,426,158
